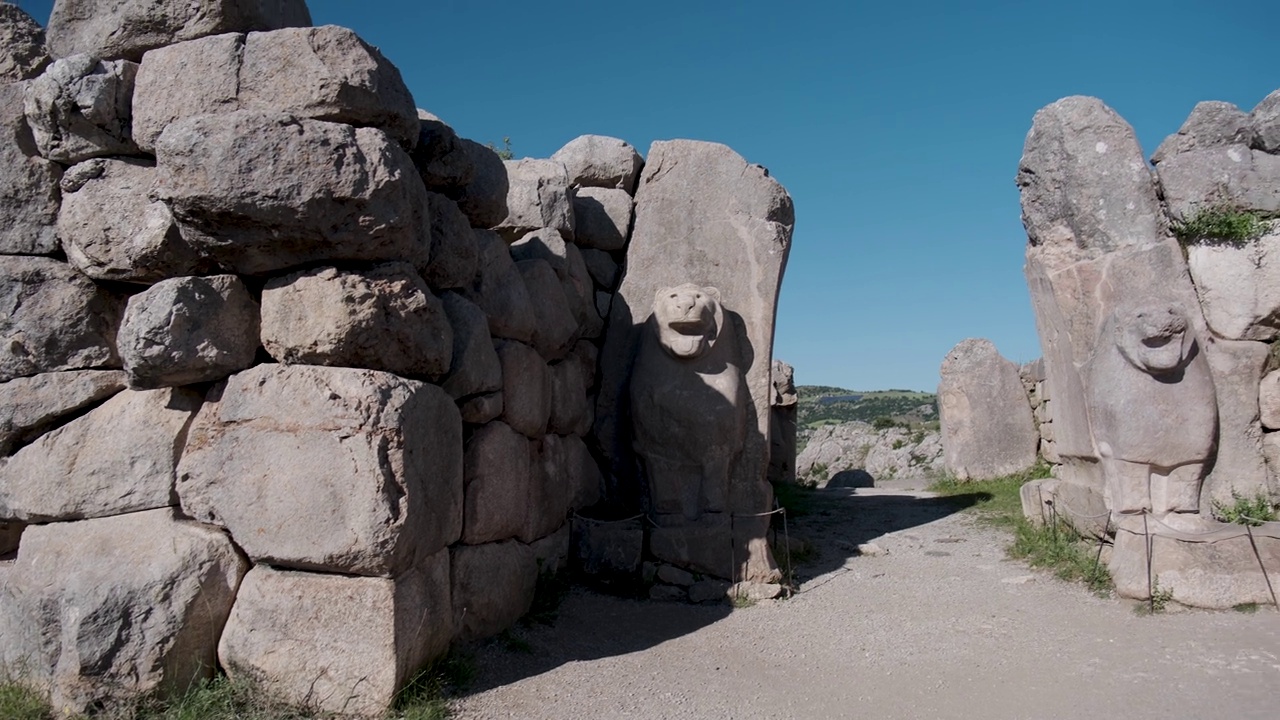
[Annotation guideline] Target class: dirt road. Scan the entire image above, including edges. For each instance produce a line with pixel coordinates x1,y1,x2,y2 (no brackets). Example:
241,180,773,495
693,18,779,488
450,480,1280,719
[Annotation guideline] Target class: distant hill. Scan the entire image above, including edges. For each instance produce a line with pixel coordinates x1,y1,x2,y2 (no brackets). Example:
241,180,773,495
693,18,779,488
796,385,938,429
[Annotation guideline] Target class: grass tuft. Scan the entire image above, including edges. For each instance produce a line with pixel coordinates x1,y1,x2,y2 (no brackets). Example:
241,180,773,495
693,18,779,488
1211,491,1278,526
0,679,50,720
1172,204,1275,248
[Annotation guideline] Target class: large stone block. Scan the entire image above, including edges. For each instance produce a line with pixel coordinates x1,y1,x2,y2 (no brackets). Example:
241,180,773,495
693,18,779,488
581,247,620,289
557,432,603,511
450,540,537,641
57,158,210,282
47,0,312,61
23,54,138,163
1,256,122,382
571,515,642,584
1186,227,1280,341
0,509,246,713
218,551,452,719
0,387,201,522
458,229,535,342
511,228,595,335
0,3,47,83
523,439,568,543
939,339,1038,481
1150,101,1253,164
451,139,508,229
496,340,550,439
0,369,126,456
118,275,259,388
0,83,61,255
1252,89,1280,154
439,291,501,401
177,364,463,576
551,135,643,193
516,258,578,361
129,32,242,152
461,421,530,545
153,111,429,275
548,358,589,437
495,158,574,242
1203,339,1270,509
412,110,474,193
422,192,478,290
261,263,452,380
571,186,633,251
1156,144,1280,221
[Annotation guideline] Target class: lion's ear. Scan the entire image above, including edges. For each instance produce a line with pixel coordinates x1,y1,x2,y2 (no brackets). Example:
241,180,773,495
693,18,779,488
703,287,722,303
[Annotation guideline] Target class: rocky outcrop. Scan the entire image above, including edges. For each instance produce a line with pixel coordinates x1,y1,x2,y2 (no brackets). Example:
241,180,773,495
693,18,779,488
0,4,48,83
796,421,944,486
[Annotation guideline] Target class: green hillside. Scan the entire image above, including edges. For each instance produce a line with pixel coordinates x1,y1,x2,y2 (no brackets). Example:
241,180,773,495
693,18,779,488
796,385,938,429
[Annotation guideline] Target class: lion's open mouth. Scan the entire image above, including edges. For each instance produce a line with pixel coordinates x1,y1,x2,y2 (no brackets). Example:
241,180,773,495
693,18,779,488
667,320,706,335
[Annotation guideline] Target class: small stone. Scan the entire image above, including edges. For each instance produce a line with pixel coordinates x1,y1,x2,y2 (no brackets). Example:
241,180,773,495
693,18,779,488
495,159,574,242
728,582,784,601
688,578,732,603
856,542,888,557
649,584,688,602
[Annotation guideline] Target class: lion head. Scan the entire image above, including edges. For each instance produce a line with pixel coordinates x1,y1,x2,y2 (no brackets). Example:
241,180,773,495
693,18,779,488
1112,303,1197,375
651,284,723,359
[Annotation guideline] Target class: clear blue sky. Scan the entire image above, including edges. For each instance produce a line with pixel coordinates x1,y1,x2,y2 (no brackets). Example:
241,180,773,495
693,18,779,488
16,0,1279,391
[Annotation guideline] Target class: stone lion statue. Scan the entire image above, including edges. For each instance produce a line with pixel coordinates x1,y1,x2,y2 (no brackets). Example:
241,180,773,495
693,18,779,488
629,283,747,522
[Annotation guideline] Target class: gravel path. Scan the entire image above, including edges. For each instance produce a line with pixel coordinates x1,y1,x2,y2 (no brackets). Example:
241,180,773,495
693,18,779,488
450,479,1280,719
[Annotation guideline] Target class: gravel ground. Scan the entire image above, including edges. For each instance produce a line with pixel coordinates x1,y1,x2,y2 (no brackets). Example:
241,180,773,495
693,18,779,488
450,479,1280,719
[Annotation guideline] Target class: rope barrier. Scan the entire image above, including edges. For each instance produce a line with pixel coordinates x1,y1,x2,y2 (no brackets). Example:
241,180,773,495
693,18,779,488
570,512,645,525
1244,524,1280,610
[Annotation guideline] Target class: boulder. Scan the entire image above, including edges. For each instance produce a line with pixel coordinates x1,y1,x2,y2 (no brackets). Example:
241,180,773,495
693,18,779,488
177,364,463,576
0,509,246,714
422,192,479,290
118,275,259,388
23,54,138,163
495,158,574,242
0,3,48,83
260,263,452,381
461,421,531,545
458,391,503,425
551,135,643,193
496,340,550,439
523,439,568,543
0,256,122,382
1150,101,1253,164
569,338,599,389
548,358,589,437
1259,369,1280,430
511,228,595,333
529,522,570,576
516,258,578,361
129,32,241,152
0,387,201,522
571,186,633,251
581,247,620,289
556,432,603,511
46,0,312,61
451,138,508,229
458,229,536,342
1202,339,1270,509
219,551,452,718
1156,144,1280,221
439,291,502,401
153,110,429,275
0,83,61,255
412,110,474,193
451,540,538,641
57,158,210,282
1250,89,1280,154
938,339,1038,481
1185,226,1280,340
0,369,126,455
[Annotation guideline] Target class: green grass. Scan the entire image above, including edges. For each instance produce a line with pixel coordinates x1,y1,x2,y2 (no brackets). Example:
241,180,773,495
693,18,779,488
0,679,49,720
1173,204,1275,248
772,481,822,519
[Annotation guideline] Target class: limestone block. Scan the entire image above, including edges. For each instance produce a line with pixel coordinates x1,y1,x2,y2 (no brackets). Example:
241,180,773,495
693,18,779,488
0,83,61,255
261,263,452,380
551,135,643,193
571,515,642,583
1186,227,1280,340
0,3,47,83
1156,144,1280,221
529,522,570,576
938,339,1039,481
0,387,201,522
58,158,210,282
178,364,463,576
24,54,138,163
458,391,502,425
1260,370,1280,431
1017,96,1163,255
1,256,122,382
118,275,259,388
523,439,568,543
581,247,620,289
130,32,241,152
458,229,535,342
511,228,595,333
153,111,429,275
0,509,246,714
423,191,478,290
452,139,508,229
1019,477,1109,539
649,516,732,580
439,291,501,401
1110,522,1280,609
571,187,633,251
1250,89,1280,154
548,358,589,437
1203,339,1270,509
496,340,550,439
46,0,312,61
1150,101,1252,164
412,110,474,193
0,369,126,456
451,540,537,641
461,421,530,545
517,258,578,361
495,158,574,242
219,551,452,718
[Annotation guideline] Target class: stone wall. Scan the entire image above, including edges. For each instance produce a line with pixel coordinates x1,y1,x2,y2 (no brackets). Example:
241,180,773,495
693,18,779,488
0,0,793,713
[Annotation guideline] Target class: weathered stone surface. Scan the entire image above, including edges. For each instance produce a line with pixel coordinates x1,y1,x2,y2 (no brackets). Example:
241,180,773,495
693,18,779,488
154,111,429,275
730,582,784,601
496,340,551,439
571,515,642,583
1017,96,1164,256
24,54,138,162
570,338,598,390
439,291,501,401
423,192,478,290
1202,339,1269,509
412,110,474,193
0,508,246,713
769,360,798,485
571,187,632,251
1251,89,1280,154
1,256,122,382
938,339,1037,481
1150,101,1253,164
517,258,578,361
261,263,452,380
462,421,530,545
178,364,463,576
1020,477,1110,539
688,578,732,603
1259,370,1280,431
1156,144,1280,221
47,0,312,61
549,432,603,511
581,247,620,289
649,584,687,602
118,275,258,388
0,83,61,255
458,391,502,425
452,139,508,229
548,359,589,437
0,3,48,83
1111,520,1280,609
0,387,201,521
551,135,643,193
649,517,732,580
220,550,452,718
523,439,568,543
130,32,241,152
0,369,126,455
529,522,570,576
496,159,574,242
511,228,595,334
58,158,210,282
656,564,695,587
459,230,535,342
451,540,537,641
1186,226,1280,340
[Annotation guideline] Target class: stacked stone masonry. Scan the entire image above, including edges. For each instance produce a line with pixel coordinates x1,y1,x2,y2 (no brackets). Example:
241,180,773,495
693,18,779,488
0,0,795,714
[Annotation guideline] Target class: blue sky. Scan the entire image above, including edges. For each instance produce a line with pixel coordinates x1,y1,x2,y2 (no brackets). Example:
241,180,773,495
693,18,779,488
16,0,1279,391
